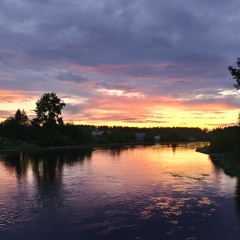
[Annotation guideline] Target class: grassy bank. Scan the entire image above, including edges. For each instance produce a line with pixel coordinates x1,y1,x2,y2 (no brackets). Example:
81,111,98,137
196,145,210,154
0,138,155,153
196,145,240,177
210,151,240,177
0,138,39,152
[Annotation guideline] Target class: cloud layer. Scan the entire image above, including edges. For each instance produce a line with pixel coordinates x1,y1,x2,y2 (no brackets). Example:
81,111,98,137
0,0,240,128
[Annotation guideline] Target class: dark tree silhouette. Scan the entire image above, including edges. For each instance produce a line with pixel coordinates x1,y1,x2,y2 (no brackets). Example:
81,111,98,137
32,93,66,146
228,57,240,90
14,109,29,125
228,58,240,126
3,109,29,139
33,92,66,128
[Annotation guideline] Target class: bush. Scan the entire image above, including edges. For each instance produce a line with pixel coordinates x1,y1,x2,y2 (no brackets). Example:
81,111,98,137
209,131,236,153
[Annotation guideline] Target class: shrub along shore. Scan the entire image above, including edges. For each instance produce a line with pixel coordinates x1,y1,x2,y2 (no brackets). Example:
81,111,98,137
196,145,240,177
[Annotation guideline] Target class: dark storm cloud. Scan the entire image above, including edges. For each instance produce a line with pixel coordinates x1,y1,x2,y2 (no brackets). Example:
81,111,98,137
0,0,240,126
57,71,88,83
1,0,240,66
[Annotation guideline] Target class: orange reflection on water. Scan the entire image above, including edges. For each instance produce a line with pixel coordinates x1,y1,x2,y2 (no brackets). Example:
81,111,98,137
67,143,215,200
66,143,228,226
0,144,239,239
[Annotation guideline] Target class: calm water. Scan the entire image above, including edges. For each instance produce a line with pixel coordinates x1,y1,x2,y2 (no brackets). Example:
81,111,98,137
0,143,240,240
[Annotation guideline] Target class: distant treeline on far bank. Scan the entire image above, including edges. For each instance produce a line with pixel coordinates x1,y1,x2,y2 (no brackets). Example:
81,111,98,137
0,114,209,147
0,110,239,153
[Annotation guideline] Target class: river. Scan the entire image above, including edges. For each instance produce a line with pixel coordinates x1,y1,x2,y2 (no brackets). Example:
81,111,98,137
0,142,240,240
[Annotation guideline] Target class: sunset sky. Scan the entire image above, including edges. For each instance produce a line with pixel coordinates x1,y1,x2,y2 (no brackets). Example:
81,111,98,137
0,0,240,129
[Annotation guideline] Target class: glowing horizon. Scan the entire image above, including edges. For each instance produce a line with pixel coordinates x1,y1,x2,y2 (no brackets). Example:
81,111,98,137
0,88,238,130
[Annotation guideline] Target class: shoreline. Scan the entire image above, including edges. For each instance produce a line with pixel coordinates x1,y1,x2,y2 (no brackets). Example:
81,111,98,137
0,142,156,153
196,145,240,177
0,141,209,153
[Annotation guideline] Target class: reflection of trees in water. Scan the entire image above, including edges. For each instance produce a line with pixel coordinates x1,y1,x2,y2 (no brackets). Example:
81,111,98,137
0,152,29,178
0,148,93,183
210,159,240,217
97,146,124,157
109,147,123,157
0,148,94,208
210,158,240,217
171,143,177,153
235,178,240,216
32,154,63,184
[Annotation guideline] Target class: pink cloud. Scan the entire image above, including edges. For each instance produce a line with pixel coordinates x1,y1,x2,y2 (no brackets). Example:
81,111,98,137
0,90,36,103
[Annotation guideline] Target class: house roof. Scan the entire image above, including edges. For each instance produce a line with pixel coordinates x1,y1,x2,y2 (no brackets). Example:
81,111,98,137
135,133,146,140
92,130,105,136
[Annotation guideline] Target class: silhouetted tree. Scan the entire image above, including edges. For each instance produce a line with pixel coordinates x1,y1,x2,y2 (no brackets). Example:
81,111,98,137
32,93,66,146
14,109,29,125
228,58,240,145
3,109,29,139
33,92,65,129
228,57,240,90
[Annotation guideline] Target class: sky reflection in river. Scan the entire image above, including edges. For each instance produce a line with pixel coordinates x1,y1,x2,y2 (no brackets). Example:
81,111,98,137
0,143,240,240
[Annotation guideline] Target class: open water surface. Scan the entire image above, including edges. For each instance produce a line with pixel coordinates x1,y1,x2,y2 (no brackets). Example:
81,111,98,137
0,142,240,240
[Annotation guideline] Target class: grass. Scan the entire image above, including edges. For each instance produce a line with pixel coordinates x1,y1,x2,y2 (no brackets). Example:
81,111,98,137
0,138,21,150
0,138,39,152
0,137,155,153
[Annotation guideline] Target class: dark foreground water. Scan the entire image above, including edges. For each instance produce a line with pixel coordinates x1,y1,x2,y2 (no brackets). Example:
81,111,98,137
0,143,240,240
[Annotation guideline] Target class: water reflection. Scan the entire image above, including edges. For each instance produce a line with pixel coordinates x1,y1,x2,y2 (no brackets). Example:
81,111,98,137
235,178,240,216
0,143,240,240
0,148,93,179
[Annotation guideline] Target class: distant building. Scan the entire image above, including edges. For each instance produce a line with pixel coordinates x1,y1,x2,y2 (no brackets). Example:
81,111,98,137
154,135,161,141
188,136,195,141
92,130,105,137
92,130,110,137
135,133,146,141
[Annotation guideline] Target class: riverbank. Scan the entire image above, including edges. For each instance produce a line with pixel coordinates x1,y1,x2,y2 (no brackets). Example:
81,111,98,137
0,140,156,153
196,145,210,154
0,140,210,153
209,151,240,177
196,145,240,177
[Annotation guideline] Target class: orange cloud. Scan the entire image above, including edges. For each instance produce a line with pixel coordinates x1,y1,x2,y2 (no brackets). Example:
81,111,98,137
0,86,237,130
0,90,39,121
63,90,238,129
0,90,34,103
